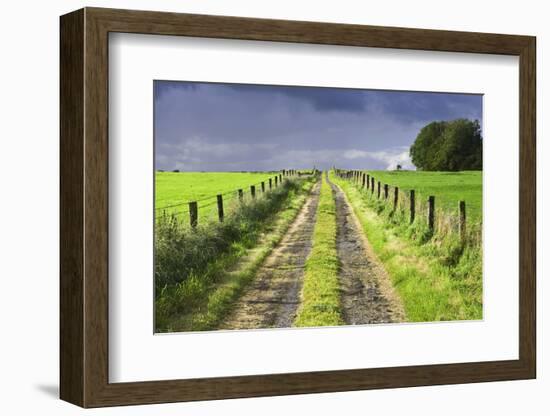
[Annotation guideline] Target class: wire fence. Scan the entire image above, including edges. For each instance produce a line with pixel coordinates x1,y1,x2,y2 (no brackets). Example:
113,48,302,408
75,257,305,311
335,168,481,246
156,169,313,228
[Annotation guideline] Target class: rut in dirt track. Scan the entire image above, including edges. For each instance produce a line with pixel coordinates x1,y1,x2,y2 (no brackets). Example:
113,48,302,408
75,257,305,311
327,175,403,325
219,180,322,330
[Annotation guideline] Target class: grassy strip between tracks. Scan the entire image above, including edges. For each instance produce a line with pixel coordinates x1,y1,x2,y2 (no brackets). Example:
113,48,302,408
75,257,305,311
330,171,482,322
294,173,344,327
156,176,318,332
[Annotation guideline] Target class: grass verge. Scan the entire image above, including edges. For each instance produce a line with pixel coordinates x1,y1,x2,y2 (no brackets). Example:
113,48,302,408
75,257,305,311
294,173,343,327
331,171,482,322
155,176,318,332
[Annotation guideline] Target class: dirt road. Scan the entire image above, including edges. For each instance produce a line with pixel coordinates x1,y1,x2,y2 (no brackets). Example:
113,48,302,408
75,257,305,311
327,175,404,325
220,180,322,330
220,173,403,330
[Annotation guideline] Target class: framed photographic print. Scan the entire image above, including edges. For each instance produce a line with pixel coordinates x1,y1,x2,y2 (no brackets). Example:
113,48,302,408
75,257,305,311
60,7,536,408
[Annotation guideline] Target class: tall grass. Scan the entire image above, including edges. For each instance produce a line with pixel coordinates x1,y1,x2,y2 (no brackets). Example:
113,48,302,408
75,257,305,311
364,183,482,254
155,176,317,331
331,171,482,322
294,173,343,327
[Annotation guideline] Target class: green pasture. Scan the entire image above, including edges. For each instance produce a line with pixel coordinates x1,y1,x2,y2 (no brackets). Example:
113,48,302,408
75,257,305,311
155,171,280,221
365,171,482,221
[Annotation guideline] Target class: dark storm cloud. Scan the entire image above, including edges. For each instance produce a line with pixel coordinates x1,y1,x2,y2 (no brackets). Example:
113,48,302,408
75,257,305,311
154,80,198,101
225,83,368,113
366,90,482,123
154,80,482,172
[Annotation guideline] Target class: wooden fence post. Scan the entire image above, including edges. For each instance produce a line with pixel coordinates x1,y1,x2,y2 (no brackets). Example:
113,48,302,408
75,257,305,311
238,189,243,202
279,173,282,183
275,176,278,187
459,201,466,241
261,181,265,193
217,194,224,222
371,177,375,194
362,173,366,188
250,185,256,199
394,187,399,211
366,174,370,190
377,181,381,198
428,196,435,232
269,178,272,189
410,190,415,223
384,184,389,199
189,201,198,228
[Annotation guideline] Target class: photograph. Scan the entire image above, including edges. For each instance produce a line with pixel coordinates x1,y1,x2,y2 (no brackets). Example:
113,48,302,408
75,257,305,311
153,80,483,333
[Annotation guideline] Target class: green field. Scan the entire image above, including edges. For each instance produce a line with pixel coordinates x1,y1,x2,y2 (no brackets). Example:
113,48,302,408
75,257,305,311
155,168,483,330
156,171,280,221
365,171,482,221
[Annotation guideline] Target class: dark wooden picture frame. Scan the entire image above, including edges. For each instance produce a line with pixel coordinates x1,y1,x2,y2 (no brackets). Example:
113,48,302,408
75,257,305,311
60,7,536,408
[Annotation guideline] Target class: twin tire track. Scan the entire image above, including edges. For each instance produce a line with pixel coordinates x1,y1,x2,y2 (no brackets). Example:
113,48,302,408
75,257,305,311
220,175,403,330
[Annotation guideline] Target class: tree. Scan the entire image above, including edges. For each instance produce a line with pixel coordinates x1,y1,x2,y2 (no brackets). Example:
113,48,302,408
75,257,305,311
410,119,482,171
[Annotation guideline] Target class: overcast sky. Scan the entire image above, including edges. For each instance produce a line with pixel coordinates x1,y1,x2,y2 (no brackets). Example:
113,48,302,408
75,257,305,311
154,81,482,171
